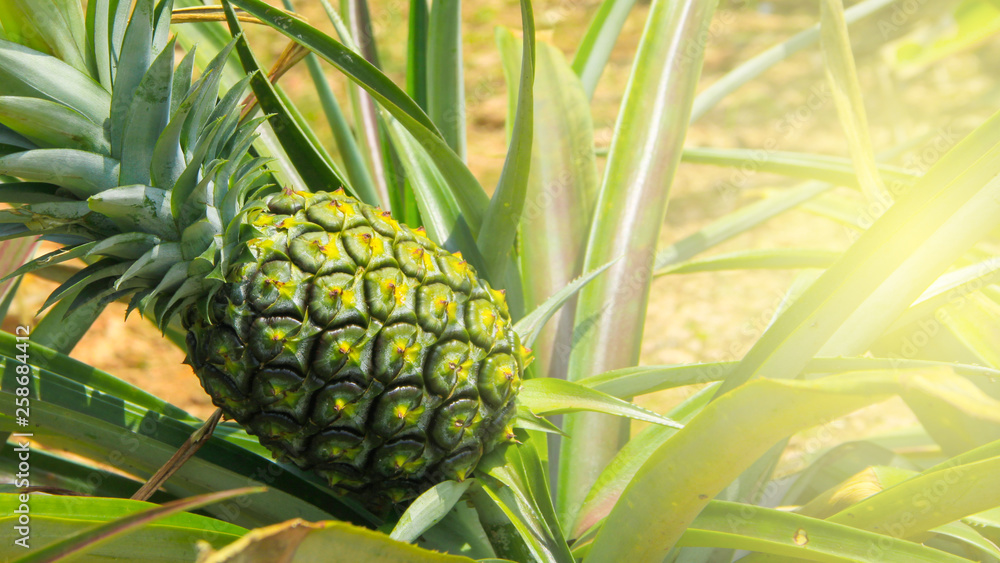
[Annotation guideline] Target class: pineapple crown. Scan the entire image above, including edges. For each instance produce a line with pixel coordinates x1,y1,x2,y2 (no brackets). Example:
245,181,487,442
0,0,274,327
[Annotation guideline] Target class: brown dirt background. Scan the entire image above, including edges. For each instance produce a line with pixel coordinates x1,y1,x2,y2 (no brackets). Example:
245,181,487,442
6,0,999,465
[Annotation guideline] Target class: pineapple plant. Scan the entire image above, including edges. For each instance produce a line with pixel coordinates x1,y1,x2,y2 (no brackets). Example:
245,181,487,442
0,0,525,506
6,0,1000,562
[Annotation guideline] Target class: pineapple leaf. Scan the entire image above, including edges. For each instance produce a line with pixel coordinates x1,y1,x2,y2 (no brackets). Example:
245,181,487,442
170,46,197,117
107,0,131,83
85,0,118,89
514,407,566,435
0,241,96,282
468,485,537,561
87,232,161,260
382,118,480,262
0,96,110,154
0,149,120,199
0,121,36,149
426,0,466,159
654,181,832,268
559,0,720,526
197,519,473,563
0,39,110,125
109,0,156,159
578,357,1000,398
715,105,1000,397
150,46,238,191
12,488,262,563
40,259,127,312
0,492,247,560
572,384,712,539
501,33,600,376
572,0,638,100
584,370,928,559
88,185,175,239
670,500,970,562
820,0,889,204
883,255,1000,334
120,36,176,185
513,259,615,349
390,480,472,544
0,0,89,73
118,242,183,289
825,454,1000,540
479,434,573,563
222,4,346,195
228,0,489,231
0,182,73,204
518,378,682,429
406,0,430,111
302,50,379,206
680,146,916,188
655,248,842,276
30,282,109,352
478,0,536,284
690,0,898,121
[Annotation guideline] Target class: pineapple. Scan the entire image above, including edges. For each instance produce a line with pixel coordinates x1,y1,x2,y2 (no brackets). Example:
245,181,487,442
0,0,523,506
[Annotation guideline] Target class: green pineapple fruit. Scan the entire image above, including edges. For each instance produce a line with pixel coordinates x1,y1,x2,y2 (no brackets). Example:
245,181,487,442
0,0,523,506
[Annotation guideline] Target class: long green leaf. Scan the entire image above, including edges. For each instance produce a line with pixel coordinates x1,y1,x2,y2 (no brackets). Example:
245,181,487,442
199,518,476,562
655,181,833,268
479,436,574,563
560,0,720,527
302,51,378,204
680,146,915,188
382,118,480,263
673,500,969,563
390,481,472,544
828,455,1000,540
332,0,393,209
0,38,109,125
571,0,638,100
689,0,899,121
716,107,1000,397
578,356,1000,399
883,256,1000,335
583,369,950,560
820,0,889,204
478,2,536,284
406,0,430,111
222,4,346,193
0,97,109,154
655,248,840,276
571,384,713,538
0,149,119,199
426,0,465,159
119,36,174,186
0,236,35,304
514,260,615,350
519,378,682,428
499,33,599,381
229,0,488,229
12,488,259,563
